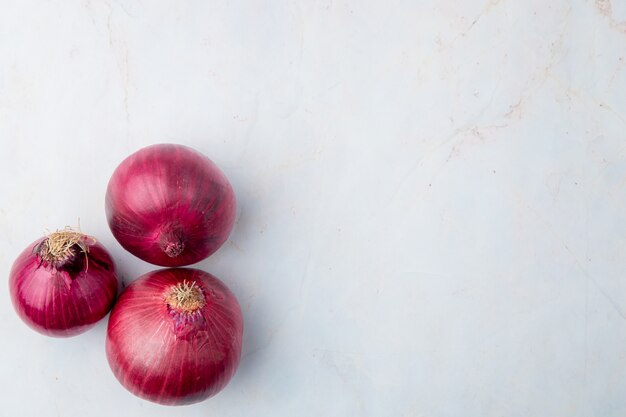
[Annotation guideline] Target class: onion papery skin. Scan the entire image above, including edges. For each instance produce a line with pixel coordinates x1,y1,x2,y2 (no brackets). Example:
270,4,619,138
9,235,118,337
105,144,236,267
106,268,243,406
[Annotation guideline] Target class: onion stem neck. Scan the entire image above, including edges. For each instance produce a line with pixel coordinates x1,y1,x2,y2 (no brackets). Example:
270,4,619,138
159,229,185,258
166,281,206,313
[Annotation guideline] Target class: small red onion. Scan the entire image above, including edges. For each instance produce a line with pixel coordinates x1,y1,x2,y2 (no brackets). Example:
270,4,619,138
106,268,243,405
9,229,118,337
105,144,236,267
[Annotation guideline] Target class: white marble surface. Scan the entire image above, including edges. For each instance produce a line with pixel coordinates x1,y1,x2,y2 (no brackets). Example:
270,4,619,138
1,1,625,415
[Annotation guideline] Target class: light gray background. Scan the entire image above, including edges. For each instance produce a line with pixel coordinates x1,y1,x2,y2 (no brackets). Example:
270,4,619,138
1,1,626,416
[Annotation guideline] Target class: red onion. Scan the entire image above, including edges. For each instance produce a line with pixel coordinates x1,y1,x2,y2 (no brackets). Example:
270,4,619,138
9,229,118,337
106,268,243,405
105,144,236,267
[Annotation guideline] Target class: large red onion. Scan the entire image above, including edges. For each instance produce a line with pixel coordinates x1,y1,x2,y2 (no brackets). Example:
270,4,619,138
105,144,236,267
9,229,118,337
106,268,243,405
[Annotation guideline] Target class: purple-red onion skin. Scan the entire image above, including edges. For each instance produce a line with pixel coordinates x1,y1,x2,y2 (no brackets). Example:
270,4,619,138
9,238,118,337
105,144,236,267
106,268,243,405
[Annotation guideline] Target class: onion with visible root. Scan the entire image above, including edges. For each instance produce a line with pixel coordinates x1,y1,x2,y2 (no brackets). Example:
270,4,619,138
106,268,243,405
9,228,118,337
